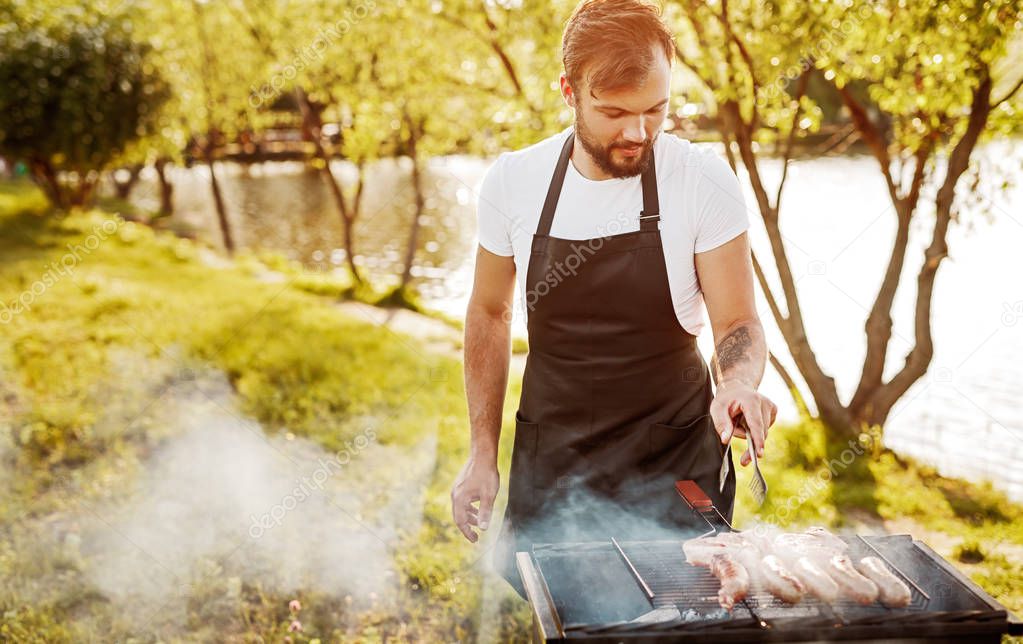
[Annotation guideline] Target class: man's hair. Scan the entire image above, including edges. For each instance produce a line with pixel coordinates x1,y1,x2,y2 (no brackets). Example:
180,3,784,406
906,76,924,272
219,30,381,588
562,0,676,97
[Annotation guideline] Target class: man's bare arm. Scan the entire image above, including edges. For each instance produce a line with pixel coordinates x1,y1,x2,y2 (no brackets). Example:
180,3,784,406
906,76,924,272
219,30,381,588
695,233,776,461
463,245,516,462
452,245,516,541
710,320,766,390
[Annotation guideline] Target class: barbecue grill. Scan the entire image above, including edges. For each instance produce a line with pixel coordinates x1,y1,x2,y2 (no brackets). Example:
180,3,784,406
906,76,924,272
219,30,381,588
515,479,1023,642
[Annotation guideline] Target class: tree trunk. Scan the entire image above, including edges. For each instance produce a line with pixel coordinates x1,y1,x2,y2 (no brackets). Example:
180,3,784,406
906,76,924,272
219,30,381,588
203,143,234,253
113,164,143,200
850,70,994,428
340,198,360,281
292,87,363,284
28,159,67,210
399,123,425,294
722,98,850,439
321,159,363,284
154,158,174,216
69,172,98,208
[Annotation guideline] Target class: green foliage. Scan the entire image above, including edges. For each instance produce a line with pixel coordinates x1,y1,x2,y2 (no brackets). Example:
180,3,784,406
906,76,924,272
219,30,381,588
954,540,987,564
511,336,529,355
0,6,170,207
971,553,1023,609
670,0,1023,149
817,0,1022,151
0,179,49,215
669,0,831,141
375,284,427,312
289,272,354,299
0,605,73,643
669,1,1023,448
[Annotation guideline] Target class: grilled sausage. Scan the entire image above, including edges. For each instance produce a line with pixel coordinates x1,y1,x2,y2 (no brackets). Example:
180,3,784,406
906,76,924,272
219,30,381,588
792,556,840,603
682,532,756,567
683,538,729,567
761,554,805,604
828,554,880,604
741,527,779,555
710,553,750,611
773,533,835,556
805,526,849,552
857,556,912,607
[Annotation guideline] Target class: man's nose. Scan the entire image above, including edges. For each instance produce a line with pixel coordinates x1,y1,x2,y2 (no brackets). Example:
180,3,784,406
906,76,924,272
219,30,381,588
622,117,648,145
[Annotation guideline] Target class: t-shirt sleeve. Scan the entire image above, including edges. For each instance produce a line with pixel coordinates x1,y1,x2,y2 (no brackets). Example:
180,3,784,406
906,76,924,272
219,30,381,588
475,154,514,257
692,151,750,253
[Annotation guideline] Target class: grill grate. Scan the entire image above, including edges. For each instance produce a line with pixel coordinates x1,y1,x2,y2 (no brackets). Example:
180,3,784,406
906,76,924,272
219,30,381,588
619,536,930,617
531,535,1016,640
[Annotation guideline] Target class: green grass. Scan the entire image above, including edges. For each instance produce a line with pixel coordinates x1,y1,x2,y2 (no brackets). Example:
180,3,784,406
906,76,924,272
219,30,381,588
0,180,531,642
1,179,1020,641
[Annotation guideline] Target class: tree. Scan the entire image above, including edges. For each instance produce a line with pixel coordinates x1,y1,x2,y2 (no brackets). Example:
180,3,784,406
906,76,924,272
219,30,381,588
0,5,170,210
229,0,384,283
429,0,573,150
363,0,584,303
128,0,270,253
669,0,1023,440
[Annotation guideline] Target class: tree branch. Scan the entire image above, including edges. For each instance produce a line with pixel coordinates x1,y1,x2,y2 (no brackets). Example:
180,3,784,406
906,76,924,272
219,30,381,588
720,128,738,174
751,249,786,326
774,69,811,215
848,135,932,415
868,68,993,422
727,100,844,422
992,74,1023,109
717,0,761,130
834,83,900,207
769,351,811,419
437,7,540,118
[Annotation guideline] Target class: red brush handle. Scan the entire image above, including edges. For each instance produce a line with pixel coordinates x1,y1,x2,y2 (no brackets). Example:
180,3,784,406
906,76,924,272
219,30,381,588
675,480,713,510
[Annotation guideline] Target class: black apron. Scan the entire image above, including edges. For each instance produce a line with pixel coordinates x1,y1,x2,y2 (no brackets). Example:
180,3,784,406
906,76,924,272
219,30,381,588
493,129,737,599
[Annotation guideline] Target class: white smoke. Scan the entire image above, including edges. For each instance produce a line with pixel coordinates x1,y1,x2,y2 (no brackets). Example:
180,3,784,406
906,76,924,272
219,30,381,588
73,363,437,630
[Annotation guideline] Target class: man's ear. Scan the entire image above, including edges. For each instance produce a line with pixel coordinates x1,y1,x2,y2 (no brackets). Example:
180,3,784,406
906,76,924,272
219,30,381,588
559,73,576,109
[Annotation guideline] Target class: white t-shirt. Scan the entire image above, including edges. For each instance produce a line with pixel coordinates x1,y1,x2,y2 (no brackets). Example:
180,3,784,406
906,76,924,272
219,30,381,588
475,126,750,337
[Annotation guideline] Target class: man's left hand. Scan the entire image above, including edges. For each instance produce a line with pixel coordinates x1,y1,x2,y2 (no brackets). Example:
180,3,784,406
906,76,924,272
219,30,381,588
709,380,777,467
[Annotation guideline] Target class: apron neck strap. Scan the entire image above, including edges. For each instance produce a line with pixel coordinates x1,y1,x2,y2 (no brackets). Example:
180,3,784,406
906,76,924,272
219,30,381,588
536,129,660,236
639,146,660,231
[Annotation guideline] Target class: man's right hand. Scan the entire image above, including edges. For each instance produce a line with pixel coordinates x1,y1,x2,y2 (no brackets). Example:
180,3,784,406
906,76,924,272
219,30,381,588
451,456,500,543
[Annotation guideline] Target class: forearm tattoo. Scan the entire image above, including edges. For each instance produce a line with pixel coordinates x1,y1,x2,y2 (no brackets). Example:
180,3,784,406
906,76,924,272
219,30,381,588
714,325,752,377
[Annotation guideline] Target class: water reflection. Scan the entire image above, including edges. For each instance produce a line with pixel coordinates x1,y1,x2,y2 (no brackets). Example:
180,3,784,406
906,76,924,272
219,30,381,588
125,142,1023,502
128,157,482,310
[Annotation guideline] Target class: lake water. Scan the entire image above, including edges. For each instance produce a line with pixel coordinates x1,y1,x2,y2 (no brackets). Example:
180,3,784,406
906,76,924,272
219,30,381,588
126,139,1023,502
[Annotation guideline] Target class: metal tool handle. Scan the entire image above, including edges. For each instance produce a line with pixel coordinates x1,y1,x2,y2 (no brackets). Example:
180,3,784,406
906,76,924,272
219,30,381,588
737,414,768,505
674,480,734,533
734,413,754,449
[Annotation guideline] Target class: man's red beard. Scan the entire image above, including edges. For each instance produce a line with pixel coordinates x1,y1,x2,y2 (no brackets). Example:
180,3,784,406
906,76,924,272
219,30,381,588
575,111,657,179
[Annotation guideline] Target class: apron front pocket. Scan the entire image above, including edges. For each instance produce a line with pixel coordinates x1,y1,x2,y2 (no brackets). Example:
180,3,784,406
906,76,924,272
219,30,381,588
507,411,539,517
647,413,722,481
643,413,734,520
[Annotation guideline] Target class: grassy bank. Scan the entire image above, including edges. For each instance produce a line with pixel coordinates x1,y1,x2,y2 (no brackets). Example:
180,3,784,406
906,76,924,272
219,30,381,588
0,180,530,642
1,179,1020,641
